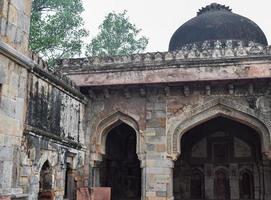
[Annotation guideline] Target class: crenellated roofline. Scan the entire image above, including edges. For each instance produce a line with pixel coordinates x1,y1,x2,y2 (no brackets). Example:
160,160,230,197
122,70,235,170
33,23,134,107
59,40,271,74
197,3,232,16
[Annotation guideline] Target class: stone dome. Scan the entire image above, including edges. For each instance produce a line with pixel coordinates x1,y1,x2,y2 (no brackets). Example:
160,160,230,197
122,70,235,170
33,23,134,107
169,3,268,51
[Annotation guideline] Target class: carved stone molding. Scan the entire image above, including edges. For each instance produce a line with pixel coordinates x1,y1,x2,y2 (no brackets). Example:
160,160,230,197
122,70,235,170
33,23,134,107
59,41,271,71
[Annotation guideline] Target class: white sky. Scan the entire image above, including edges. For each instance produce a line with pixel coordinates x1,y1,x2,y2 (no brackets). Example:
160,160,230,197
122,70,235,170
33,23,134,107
81,0,271,53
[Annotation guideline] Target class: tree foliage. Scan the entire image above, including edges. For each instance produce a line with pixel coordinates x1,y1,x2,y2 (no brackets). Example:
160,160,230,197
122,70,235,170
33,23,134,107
86,10,148,56
30,0,88,66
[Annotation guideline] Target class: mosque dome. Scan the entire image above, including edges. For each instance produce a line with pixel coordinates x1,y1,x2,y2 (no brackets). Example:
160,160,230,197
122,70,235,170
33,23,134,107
169,3,268,51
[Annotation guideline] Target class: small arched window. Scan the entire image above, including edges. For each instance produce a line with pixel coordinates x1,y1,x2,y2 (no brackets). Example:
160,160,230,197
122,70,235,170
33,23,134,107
240,170,254,199
39,160,53,199
214,169,230,200
190,169,204,199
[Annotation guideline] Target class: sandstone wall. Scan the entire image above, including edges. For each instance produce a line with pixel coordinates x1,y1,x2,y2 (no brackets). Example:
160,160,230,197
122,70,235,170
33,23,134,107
0,44,86,199
84,78,271,200
0,53,28,197
0,0,32,54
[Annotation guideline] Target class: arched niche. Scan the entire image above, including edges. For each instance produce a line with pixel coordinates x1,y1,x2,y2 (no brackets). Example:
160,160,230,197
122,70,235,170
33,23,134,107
214,168,230,200
38,160,53,200
190,169,205,199
167,98,271,159
239,169,254,199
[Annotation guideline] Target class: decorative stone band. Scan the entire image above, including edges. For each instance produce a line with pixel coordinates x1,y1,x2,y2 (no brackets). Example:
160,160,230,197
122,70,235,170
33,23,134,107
58,40,271,71
28,51,79,91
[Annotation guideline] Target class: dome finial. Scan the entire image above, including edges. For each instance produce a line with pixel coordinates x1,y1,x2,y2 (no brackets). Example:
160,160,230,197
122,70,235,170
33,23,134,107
197,3,232,16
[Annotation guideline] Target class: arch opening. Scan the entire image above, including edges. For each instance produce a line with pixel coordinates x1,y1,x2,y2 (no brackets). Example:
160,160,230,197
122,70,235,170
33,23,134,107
214,169,230,200
173,116,263,200
38,160,53,200
240,169,254,199
64,163,77,200
99,122,141,200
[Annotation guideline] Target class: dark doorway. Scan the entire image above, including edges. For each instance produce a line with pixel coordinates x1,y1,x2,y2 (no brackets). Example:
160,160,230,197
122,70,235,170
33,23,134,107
64,163,77,200
173,117,261,200
100,123,141,200
214,169,230,200
39,160,53,200
190,170,204,199
240,170,254,199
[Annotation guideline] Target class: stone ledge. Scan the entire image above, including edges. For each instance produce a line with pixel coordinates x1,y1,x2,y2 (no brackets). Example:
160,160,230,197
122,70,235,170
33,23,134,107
59,41,271,74
24,125,85,150
0,41,87,103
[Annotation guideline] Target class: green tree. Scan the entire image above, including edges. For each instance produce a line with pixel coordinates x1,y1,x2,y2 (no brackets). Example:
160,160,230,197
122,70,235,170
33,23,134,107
86,10,148,56
30,0,88,67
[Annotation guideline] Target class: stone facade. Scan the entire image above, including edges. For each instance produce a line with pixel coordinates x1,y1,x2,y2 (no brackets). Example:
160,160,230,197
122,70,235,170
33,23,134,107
0,1,86,199
1,1,271,200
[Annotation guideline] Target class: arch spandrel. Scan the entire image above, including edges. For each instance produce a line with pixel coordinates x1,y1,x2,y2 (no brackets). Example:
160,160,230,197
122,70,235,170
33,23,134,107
94,111,141,158
167,98,271,159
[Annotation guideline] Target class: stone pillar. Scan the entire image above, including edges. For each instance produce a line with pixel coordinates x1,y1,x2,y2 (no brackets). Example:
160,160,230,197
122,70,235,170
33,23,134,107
141,158,174,200
262,160,271,199
229,164,239,199
204,164,214,199
253,164,260,199
0,0,32,54
142,90,173,199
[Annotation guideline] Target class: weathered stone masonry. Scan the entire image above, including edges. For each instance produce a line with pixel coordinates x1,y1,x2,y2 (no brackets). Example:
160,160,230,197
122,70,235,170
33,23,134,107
2,1,271,200
60,45,271,199
0,0,86,199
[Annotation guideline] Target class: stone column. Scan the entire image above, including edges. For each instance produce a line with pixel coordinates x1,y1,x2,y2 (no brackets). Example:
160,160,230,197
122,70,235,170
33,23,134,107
141,158,174,200
204,164,214,199
142,91,174,199
253,164,260,199
262,160,271,199
229,164,239,199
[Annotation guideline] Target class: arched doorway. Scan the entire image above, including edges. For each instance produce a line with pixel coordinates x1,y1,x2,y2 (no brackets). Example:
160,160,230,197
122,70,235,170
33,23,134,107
239,169,254,199
39,160,53,200
173,117,262,200
214,169,230,200
100,122,141,200
64,163,77,200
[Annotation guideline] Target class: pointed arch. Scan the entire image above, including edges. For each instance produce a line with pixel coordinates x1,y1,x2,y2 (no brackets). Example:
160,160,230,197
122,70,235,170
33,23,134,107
190,168,205,199
239,169,254,199
167,98,271,159
39,160,54,199
214,168,230,199
36,150,58,173
94,111,140,156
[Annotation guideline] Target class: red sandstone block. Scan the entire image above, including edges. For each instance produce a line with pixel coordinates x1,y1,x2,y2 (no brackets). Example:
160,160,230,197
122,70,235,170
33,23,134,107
0,197,11,200
90,187,111,200
77,187,91,200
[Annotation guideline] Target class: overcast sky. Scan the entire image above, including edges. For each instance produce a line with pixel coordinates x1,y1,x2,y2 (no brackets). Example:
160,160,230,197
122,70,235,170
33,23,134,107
81,0,271,53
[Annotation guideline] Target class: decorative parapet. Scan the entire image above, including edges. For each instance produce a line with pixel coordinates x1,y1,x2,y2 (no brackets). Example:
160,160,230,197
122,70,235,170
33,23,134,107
29,51,49,70
58,40,271,72
28,51,78,89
